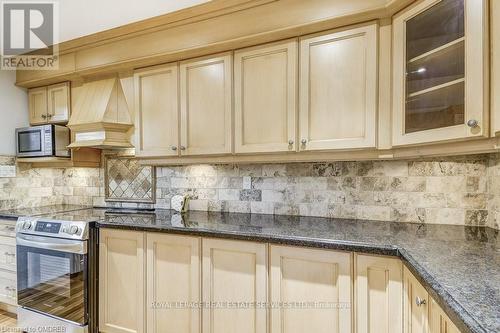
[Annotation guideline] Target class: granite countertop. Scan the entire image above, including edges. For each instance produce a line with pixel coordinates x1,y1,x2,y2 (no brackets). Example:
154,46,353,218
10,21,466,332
98,209,500,333
0,204,91,219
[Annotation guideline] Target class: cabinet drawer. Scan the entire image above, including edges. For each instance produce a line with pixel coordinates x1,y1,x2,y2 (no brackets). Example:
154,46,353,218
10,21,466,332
0,241,16,272
0,220,16,237
0,269,17,306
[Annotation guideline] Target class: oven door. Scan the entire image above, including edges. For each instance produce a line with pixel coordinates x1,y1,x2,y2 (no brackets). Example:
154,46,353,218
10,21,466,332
16,125,52,157
16,234,88,325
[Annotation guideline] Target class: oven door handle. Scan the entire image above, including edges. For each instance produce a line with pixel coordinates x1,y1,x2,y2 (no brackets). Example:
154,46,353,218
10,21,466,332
16,234,87,254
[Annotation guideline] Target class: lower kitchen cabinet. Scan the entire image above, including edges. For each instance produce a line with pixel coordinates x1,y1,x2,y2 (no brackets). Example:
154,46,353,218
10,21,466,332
0,270,16,306
404,266,430,333
429,298,460,333
202,239,267,333
98,229,462,333
355,254,402,333
403,266,462,333
0,235,16,272
270,245,352,333
99,229,145,333
0,219,16,308
146,233,200,333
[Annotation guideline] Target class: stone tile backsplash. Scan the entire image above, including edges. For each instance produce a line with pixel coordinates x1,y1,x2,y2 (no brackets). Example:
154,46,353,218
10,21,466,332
153,155,495,228
0,153,499,229
0,155,101,209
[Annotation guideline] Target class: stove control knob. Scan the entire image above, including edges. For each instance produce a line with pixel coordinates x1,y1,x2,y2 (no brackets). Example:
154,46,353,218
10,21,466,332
22,221,32,230
69,225,80,235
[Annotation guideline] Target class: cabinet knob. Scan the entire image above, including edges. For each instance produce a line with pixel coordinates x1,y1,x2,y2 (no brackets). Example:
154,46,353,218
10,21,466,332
41,114,47,119
288,140,294,145
180,146,186,151
171,146,178,151
415,297,426,307
467,119,478,128
301,139,307,145
47,114,53,119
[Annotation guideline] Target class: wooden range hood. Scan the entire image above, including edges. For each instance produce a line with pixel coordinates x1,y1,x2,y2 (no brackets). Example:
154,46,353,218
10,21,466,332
67,77,133,149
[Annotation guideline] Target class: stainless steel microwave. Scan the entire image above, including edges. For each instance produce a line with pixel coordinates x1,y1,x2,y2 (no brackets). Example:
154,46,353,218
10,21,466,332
16,125,71,158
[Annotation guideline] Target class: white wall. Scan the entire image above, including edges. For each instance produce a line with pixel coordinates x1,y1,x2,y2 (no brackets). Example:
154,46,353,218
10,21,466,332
0,71,28,155
59,0,209,42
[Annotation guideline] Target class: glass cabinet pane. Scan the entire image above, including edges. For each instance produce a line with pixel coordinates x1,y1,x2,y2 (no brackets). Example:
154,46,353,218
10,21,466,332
405,82,464,133
404,0,465,134
406,0,464,60
406,40,464,94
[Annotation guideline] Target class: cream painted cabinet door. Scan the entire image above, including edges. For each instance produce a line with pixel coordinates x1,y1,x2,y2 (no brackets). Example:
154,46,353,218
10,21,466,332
28,87,48,125
234,40,297,153
202,238,267,333
403,267,429,333
299,23,377,151
355,254,403,333
392,0,488,146
180,54,232,155
270,245,352,333
492,0,500,137
146,233,201,333
134,63,179,157
99,229,145,333
428,297,460,333
47,82,71,123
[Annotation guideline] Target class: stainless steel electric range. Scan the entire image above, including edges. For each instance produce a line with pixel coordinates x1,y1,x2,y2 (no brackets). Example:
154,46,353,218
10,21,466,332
15,209,106,333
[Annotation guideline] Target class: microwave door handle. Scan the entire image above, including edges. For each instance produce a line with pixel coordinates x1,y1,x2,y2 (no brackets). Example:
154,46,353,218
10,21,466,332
16,234,87,254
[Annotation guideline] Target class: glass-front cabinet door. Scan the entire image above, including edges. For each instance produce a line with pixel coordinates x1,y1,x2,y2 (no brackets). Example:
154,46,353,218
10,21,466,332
392,0,488,146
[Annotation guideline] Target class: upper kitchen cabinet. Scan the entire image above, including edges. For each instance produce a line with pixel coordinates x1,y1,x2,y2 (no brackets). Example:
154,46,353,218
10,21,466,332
134,63,179,158
180,54,232,156
47,83,71,123
392,0,488,146
299,23,377,151
28,82,71,125
234,40,298,153
28,87,48,125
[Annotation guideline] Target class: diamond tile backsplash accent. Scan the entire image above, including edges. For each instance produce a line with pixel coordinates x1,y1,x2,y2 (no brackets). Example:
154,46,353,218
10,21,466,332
105,157,155,203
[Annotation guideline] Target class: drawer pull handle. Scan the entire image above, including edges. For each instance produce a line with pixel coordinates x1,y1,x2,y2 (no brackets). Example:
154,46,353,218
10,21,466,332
415,297,426,306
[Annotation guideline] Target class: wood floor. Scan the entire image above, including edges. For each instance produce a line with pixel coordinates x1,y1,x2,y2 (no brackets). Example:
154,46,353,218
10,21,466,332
0,310,18,331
